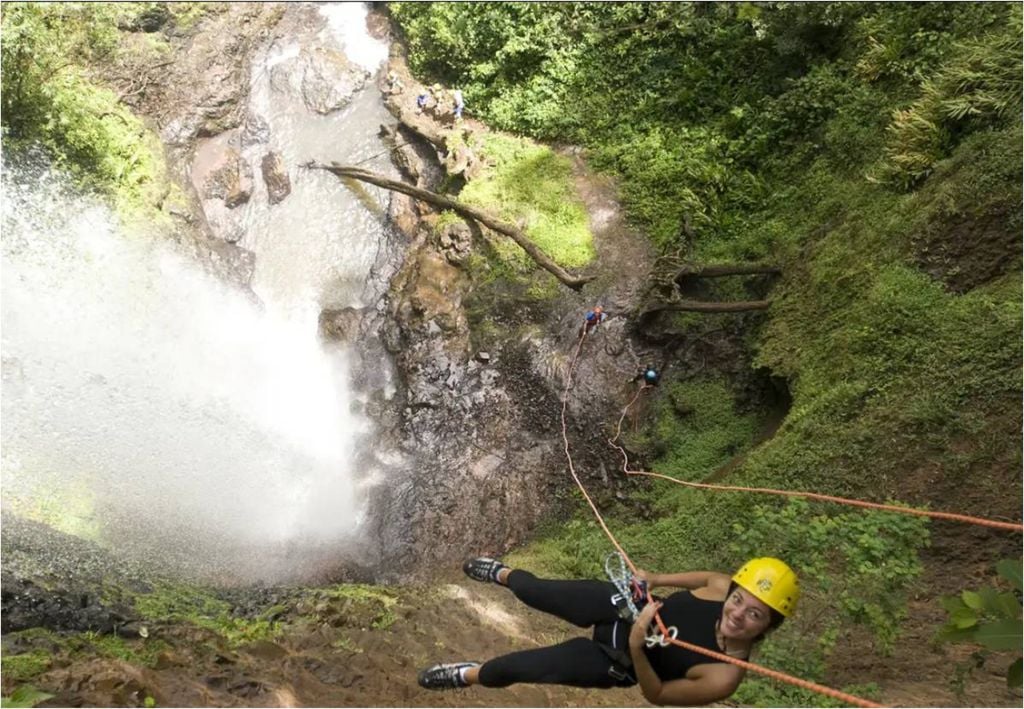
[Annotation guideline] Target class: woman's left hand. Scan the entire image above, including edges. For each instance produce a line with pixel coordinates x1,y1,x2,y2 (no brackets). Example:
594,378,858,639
629,600,663,649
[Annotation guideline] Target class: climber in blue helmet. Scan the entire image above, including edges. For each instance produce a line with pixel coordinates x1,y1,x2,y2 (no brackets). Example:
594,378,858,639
637,364,660,387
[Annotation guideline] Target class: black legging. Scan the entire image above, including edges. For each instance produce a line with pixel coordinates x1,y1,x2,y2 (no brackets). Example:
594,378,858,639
477,570,636,689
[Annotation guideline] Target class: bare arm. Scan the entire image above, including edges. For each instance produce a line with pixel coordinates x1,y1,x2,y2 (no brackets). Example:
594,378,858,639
628,602,743,706
636,570,732,591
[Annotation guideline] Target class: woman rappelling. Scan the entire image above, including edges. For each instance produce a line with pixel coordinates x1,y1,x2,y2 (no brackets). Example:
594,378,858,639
417,555,798,706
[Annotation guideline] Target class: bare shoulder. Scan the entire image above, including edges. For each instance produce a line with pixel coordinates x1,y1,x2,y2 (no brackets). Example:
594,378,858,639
704,572,733,597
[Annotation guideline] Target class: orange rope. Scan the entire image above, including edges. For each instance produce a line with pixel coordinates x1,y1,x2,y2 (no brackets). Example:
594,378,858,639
560,330,636,568
629,471,1023,532
607,396,1024,533
560,326,882,708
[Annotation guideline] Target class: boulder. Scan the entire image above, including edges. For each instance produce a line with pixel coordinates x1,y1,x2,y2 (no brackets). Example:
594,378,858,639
260,151,291,204
437,220,473,265
319,307,364,342
300,47,370,114
242,112,270,147
201,147,253,208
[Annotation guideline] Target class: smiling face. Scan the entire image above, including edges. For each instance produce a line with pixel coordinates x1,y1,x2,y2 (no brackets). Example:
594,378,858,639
720,586,774,641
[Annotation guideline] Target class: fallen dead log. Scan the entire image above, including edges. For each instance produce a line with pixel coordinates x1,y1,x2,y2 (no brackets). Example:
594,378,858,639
644,299,771,313
675,263,781,280
308,162,594,291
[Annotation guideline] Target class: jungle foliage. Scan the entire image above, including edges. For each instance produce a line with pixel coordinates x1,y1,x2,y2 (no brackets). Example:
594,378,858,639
0,3,209,214
396,2,1023,703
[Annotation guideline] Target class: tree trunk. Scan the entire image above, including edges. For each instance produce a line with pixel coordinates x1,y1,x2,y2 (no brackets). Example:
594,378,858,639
646,300,771,313
675,263,780,281
308,162,595,291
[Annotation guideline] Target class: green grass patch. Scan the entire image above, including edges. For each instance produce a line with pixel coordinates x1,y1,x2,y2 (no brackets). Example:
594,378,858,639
316,584,401,630
627,378,761,479
459,133,595,270
133,583,282,648
1,684,55,709
0,653,51,682
63,632,169,668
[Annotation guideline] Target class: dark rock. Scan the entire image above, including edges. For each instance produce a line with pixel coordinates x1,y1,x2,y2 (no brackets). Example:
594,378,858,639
201,148,253,208
120,4,171,32
319,307,365,342
437,220,472,265
114,621,146,638
241,112,270,147
260,151,291,205
242,640,287,660
379,123,422,184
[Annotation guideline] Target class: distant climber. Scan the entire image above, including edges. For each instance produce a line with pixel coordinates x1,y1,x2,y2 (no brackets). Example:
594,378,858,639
635,365,660,387
416,93,429,112
418,556,799,706
581,306,607,336
453,88,465,120
386,71,404,94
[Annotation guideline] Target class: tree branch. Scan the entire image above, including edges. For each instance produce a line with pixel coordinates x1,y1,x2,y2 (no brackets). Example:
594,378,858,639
645,300,771,313
307,162,595,291
676,263,781,279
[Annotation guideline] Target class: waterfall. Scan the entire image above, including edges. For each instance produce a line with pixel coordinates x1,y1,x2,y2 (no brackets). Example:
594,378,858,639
1,4,395,584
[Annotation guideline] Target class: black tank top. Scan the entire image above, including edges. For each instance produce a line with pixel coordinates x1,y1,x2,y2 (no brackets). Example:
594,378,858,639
642,591,732,679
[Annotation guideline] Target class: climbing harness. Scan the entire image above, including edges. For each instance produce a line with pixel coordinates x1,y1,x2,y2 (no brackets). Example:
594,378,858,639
645,623,679,649
604,551,647,621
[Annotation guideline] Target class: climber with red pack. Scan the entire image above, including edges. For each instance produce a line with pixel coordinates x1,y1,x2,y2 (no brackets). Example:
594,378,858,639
417,556,799,706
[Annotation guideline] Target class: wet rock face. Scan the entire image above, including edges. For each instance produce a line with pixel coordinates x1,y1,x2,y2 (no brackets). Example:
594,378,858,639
303,48,371,114
242,111,270,147
0,577,132,635
319,306,365,342
201,147,254,208
0,515,142,634
260,151,291,204
269,47,371,115
438,221,472,265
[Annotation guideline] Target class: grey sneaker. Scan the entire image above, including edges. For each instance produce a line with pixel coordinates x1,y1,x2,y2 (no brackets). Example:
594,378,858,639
417,662,479,690
463,557,508,584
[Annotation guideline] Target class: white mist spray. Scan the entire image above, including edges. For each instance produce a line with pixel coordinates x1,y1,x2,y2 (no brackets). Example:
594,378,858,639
1,159,367,582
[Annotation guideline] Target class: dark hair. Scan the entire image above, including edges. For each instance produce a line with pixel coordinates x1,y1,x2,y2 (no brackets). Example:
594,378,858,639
727,582,785,641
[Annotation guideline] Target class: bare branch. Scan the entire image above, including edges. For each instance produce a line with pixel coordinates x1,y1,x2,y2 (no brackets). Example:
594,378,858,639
308,162,595,291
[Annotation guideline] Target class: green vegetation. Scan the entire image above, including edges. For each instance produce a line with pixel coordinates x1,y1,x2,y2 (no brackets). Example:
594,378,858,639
0,2,192,218
626,378,761,478
0,653,51,682
397,2,1021,704
460,133,595,269
314,584,402,631
134,583,282,648
0,685,54,709
939,559,1023,690
63,631,169,668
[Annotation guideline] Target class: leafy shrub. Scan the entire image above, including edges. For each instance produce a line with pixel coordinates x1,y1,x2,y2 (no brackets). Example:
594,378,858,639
938,559,1023,689
871,9,1023,188
0,685,54,709
1,3,168,214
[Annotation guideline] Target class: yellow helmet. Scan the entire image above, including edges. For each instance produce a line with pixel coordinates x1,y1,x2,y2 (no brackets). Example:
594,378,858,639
732,557,799,617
